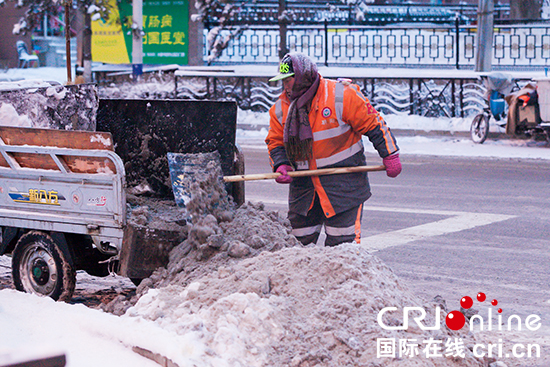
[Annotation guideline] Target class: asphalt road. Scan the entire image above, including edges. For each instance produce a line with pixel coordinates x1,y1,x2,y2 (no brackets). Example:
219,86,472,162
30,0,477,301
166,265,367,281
240,145,550,331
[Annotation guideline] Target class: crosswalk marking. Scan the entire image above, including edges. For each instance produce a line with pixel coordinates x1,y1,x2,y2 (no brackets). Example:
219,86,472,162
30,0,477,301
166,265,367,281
361,211,515,251
245,197,516,250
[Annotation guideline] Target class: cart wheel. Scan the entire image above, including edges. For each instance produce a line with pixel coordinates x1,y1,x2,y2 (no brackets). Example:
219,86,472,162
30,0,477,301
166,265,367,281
12,231,76,302
471,112,490,144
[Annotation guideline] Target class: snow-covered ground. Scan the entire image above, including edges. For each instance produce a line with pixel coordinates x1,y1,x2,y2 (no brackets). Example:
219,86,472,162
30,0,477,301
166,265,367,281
0,67,69,85
0,66,549,367
237,109,550,161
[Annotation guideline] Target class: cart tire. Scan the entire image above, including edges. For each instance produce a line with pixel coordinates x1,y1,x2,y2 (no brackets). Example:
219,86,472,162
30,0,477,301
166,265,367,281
12,231,76,302
471,112,490,144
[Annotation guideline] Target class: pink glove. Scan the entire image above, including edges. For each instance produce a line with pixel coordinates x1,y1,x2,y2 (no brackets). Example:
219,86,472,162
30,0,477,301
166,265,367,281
383,153,402,178
275,164,293,184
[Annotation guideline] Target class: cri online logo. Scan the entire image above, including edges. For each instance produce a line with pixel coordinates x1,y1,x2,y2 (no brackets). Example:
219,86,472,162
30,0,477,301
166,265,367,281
378,292,542,332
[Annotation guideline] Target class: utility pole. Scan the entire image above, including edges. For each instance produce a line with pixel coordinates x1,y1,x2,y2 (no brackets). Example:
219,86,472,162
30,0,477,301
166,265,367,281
278,0,289,60
132,0,143,78
475,0,494,72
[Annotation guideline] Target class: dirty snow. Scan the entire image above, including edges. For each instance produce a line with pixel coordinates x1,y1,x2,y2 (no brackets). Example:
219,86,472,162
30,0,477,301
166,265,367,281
0,245,485,367
45,85,68,100
0,79,57,91
167,151,235,221
125,244,481,367
98,73,177,100
0,81,98,130
0,102,32,127
90,133,113,147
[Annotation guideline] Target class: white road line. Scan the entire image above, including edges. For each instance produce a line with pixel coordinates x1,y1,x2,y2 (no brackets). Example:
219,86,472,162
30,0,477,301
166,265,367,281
245,197,516,250
246,197,287,206
365,205,471,216
361,212,516,251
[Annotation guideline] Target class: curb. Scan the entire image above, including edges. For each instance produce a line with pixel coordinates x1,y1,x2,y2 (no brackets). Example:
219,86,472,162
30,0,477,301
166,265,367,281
237,124,512,140
391,129,512,140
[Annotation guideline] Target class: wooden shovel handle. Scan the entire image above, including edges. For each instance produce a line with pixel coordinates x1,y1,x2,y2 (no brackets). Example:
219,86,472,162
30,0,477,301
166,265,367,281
223,165,386,182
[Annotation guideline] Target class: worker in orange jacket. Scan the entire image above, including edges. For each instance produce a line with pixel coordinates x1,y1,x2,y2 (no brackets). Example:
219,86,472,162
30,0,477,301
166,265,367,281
265,53,401,246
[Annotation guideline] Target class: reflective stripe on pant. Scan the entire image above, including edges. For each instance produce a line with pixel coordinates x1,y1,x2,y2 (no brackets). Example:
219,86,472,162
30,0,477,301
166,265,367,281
289,195,363,247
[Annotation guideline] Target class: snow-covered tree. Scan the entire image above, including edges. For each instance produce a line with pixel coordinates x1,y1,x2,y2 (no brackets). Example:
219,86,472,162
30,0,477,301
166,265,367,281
191,0,246,64
2,0,114,82
3,0,112,36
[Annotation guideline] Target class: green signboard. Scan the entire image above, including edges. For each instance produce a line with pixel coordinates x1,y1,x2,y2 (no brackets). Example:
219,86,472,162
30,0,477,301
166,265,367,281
118,0,189,65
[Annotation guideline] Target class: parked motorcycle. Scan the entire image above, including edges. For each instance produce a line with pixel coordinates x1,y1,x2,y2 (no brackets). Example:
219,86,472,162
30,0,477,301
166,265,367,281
470,73,512,144
471,73,550,143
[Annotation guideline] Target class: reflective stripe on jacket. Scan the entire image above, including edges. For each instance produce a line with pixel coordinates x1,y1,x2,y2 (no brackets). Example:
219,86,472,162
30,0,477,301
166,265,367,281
266,77,399,217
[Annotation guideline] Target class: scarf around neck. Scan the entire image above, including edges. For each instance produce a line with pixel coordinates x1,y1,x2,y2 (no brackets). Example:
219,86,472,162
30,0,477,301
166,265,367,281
283,53,320,163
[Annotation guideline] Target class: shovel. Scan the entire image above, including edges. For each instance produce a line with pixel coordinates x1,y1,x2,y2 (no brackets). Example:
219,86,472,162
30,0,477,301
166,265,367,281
223,164,386,182
167,151,385,208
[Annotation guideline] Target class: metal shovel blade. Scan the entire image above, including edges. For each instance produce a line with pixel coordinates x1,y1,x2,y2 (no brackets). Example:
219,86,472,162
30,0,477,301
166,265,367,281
167,151,225,209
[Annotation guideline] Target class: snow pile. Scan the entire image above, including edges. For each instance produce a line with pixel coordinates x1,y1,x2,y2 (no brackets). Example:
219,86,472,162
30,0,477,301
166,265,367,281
126,195,188,232
98,73,176,100
105,200,300,313
128,288,280,367
107,145,483,366
0,256,11,292
0,289,183,367
110,153,481,366
0,102,32,127
105,151,299,312
235,108,270,129
160,201,300,279
0,83,98,130
0,79,56,91
125,244,481,367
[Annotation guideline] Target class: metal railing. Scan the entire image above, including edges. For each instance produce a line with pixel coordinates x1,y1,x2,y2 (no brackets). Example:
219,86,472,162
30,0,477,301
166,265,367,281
205,3,510,26
205,23,550,70
174,72,483,116
174,69,533,117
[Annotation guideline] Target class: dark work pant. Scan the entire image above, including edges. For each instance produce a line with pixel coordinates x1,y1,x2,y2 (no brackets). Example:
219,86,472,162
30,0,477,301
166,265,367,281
288,195,363,247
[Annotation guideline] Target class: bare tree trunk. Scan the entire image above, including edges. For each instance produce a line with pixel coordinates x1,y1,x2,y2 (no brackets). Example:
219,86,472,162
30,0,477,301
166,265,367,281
82,12,92,82
509,0,542,21
64,0,72,84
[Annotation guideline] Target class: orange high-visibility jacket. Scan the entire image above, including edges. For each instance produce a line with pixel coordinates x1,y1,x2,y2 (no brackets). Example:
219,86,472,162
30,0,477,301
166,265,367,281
266,76,399,218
